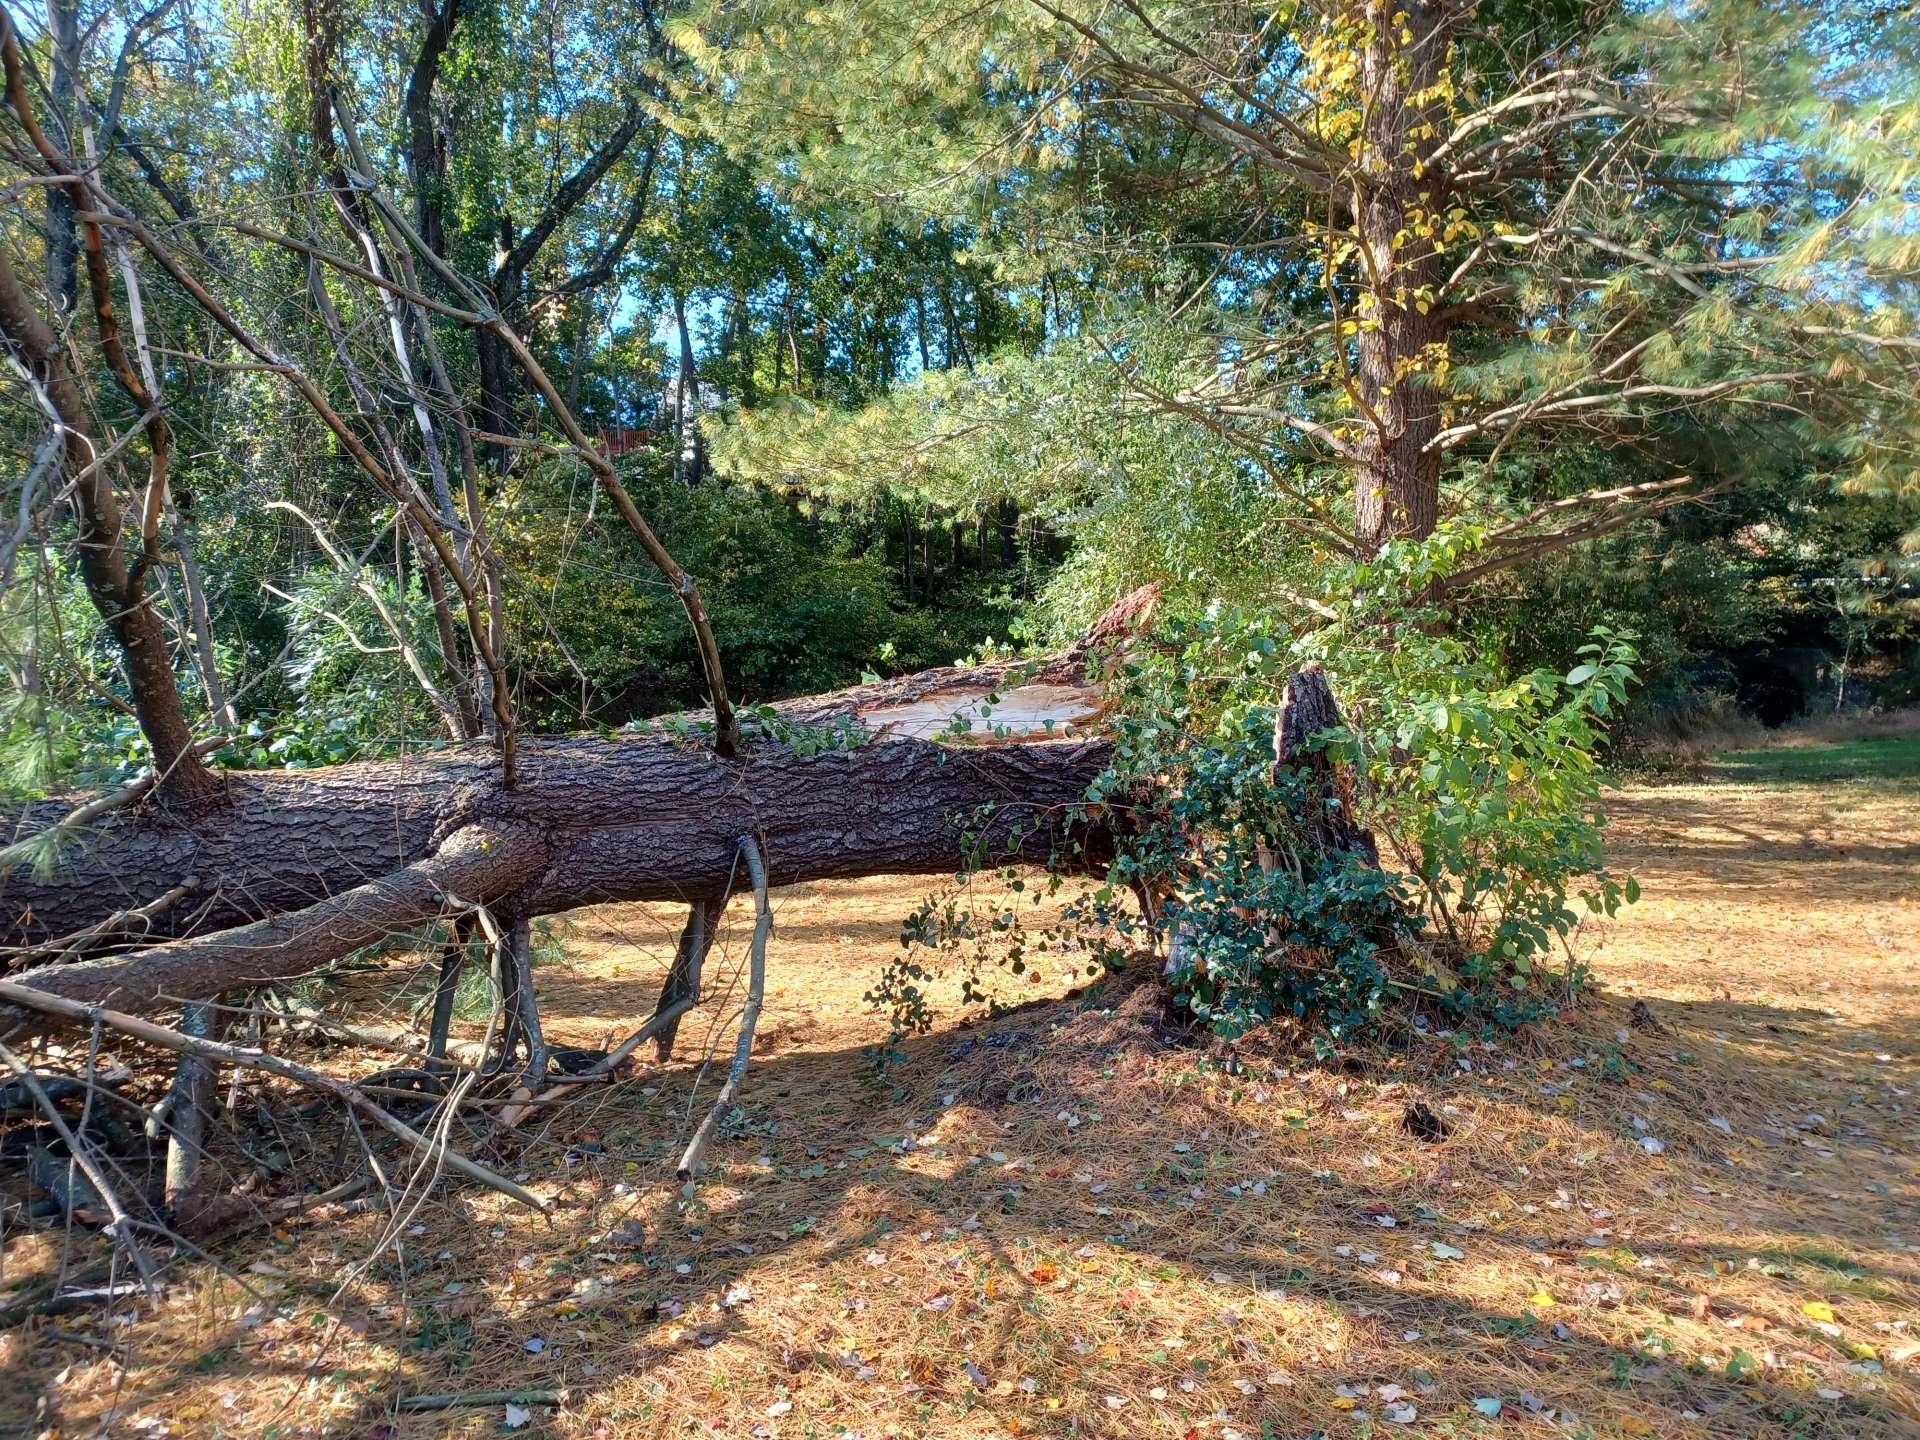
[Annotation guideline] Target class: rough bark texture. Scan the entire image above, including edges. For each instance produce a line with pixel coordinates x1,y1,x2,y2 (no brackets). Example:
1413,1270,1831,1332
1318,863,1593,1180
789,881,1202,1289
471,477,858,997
0,659,1114,1033
5,731,1107,943
0,244,213,801
654,898,724,1061
2,821,544,1027
1273,662,1379,867
1351,0,1453,552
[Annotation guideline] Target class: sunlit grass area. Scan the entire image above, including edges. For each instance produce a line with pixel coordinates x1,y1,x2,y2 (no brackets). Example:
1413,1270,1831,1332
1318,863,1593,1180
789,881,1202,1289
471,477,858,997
1714,731,1920,788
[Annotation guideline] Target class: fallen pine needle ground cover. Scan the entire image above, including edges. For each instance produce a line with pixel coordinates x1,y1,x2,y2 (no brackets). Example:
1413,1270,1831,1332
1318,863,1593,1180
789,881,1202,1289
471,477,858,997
3,737,1916,1439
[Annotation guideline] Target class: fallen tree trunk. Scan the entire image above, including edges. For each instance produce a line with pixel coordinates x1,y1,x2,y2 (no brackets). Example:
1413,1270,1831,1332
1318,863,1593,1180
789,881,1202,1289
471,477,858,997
0,659,1113,1035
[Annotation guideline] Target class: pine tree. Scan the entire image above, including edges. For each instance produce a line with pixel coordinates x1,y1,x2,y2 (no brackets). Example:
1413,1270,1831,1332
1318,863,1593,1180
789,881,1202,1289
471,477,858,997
681,0,1920,581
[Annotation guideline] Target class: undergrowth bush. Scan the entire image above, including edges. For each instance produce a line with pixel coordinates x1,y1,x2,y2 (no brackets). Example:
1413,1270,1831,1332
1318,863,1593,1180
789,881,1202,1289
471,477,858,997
875,531,1640,1057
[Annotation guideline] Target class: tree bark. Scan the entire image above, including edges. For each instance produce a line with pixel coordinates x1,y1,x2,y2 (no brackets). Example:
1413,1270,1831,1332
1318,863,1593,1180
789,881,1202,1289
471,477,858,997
0,244,215,801
1273,662,1378,866
654,897,724,1061
0,659,1114,1032
404,0,463,260
43,0,80,315
1350,0,1453,552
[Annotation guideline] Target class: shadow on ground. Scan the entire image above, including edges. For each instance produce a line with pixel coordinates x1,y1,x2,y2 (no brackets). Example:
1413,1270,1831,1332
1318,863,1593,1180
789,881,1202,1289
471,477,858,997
4,759,1918,1439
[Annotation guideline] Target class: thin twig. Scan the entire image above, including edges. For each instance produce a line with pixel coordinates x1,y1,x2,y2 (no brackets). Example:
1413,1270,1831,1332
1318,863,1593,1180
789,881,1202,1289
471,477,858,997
0,1039,161,1292
0,979,547,1212
395,1390,565,1412
677,836,770,1180
495,996,694,1129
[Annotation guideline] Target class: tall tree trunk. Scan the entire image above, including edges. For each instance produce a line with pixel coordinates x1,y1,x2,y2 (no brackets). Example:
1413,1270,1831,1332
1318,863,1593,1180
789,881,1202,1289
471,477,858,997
43,0,79,314
564,298,586,417
0,744,1111,1040
0,657,1109,952
0,250,214,802
673,292,698,485
942,283,971,371
730,288,752,403
476,216,520,466
1349,0,1451,552
0,582,1194,1040
475,323,515,466
403,0,462,261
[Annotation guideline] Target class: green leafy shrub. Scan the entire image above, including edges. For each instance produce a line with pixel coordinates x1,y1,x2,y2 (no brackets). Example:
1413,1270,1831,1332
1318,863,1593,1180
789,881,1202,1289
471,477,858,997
1098,534,1639,1040
881,530,1640,1052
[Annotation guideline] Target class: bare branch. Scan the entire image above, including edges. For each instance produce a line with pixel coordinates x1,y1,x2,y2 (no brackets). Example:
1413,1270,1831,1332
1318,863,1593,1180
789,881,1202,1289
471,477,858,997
0,981,546,1210
677,835,770,1180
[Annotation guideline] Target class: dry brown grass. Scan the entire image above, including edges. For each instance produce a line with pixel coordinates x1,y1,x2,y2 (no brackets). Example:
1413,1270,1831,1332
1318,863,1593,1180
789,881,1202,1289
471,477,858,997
4,760,1918,1440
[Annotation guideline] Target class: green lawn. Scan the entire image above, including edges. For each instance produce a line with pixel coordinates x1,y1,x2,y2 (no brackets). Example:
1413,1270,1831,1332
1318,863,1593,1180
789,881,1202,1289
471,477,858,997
1713,730,1920,787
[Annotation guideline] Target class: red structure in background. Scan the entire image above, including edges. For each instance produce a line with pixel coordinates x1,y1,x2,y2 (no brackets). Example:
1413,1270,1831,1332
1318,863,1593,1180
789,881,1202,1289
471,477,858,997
597,427,655,459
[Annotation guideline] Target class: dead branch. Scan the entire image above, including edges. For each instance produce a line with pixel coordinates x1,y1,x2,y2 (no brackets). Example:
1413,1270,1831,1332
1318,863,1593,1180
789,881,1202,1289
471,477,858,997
0,821,544,1031
268,994,489,1069
677,835,770,1180
395,1390,565,1412
354,184,741,756
654,896,726,1061
0,1038,162,1289
0,977,546,1211
494,995,695,1130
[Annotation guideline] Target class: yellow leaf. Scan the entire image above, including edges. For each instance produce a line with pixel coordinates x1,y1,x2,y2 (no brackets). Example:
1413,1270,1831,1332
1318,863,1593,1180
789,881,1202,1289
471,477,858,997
1529,1290,1556,1307
1618,1418,1654,1437
1803,1301,1837,1323
1848,1342,1878,1361
1331,1397,1358,1411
